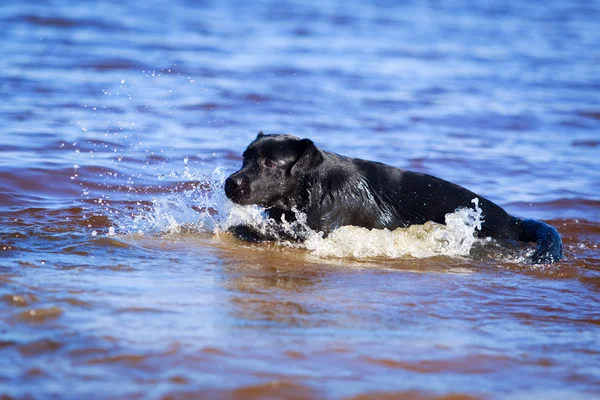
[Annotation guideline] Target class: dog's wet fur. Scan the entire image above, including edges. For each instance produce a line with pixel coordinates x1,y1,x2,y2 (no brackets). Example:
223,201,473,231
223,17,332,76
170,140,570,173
225,132,563,264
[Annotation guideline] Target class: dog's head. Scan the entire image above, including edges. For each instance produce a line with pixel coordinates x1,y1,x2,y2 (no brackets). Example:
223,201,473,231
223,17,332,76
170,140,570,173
225,132,324,208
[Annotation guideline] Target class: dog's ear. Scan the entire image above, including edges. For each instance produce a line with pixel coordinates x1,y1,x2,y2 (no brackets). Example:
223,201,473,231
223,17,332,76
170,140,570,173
291,139,324,175
256,131,264,139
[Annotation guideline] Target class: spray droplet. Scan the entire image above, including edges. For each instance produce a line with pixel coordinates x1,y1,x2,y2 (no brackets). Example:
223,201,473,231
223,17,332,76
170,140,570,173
183,156,190,176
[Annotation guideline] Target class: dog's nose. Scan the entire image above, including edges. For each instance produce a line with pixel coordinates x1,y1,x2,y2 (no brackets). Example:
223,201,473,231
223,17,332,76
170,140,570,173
225,176,242,199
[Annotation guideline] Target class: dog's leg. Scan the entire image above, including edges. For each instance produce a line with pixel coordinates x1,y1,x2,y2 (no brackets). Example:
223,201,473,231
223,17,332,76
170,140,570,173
229,225,268,243
229,223,307,243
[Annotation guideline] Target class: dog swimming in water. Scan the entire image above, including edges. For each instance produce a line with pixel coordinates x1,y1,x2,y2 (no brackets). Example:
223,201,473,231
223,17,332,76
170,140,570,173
224,132,563,264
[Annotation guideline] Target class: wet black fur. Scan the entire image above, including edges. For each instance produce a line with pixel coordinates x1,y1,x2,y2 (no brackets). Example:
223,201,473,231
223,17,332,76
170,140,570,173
225,133,563,264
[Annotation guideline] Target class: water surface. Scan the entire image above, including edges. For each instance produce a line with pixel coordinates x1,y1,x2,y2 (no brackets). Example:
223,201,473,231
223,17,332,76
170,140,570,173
1,0,600,398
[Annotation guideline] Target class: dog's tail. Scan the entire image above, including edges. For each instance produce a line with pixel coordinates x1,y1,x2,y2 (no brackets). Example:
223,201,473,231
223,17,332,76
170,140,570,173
519,219,563,264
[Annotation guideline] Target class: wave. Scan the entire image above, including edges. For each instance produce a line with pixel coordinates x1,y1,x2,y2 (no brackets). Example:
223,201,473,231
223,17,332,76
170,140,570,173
304,203,487,260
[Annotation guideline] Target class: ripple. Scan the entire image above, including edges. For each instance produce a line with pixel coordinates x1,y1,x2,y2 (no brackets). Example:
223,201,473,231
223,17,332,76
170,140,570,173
21,15,80,28
18,339,62,356
116,307,170,314
169,381,321,400
363,354,513,374
16,307,63,323
86,354,147,365
572,140,600,147
83,59,150,71
1,294,37,307
347,391,480,400
25,367,48,378
14,13,129,31
578,111,600,120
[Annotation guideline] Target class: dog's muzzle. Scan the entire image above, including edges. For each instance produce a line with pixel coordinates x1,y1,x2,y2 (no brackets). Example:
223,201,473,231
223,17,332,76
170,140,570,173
225,175,250,203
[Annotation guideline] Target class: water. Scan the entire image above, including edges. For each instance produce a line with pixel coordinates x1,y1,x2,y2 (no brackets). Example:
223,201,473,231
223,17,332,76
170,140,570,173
1,0,600,398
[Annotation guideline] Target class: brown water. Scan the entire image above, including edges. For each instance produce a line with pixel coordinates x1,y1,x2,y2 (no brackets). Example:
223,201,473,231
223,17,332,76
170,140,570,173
1,1,600,398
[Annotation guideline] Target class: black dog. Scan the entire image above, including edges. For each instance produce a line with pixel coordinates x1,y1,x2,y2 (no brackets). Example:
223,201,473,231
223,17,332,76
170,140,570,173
225,132,563,264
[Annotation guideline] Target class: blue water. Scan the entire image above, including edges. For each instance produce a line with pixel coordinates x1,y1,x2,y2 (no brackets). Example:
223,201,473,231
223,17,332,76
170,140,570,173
1,1,599,398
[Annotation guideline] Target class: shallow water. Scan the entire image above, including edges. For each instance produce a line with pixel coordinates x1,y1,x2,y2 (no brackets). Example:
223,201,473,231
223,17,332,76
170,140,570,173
1,0,600,398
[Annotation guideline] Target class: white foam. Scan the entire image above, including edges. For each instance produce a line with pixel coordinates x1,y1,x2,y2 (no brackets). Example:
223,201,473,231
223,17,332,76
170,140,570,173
119,166,230,236
304,199,485,260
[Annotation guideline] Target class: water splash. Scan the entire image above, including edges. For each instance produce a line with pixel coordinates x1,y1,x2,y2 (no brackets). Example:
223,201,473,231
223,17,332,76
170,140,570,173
116,166,230,236
304,199,486,260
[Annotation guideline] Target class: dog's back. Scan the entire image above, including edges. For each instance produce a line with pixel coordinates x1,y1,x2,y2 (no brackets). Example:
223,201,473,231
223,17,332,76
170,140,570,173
302,151,523,240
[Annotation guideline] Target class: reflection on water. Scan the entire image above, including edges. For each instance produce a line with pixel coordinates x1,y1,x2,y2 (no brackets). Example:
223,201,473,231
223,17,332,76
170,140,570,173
1,0,600,398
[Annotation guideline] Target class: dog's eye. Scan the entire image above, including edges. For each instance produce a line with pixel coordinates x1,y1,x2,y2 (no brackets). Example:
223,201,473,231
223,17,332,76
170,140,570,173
264,159,277,168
